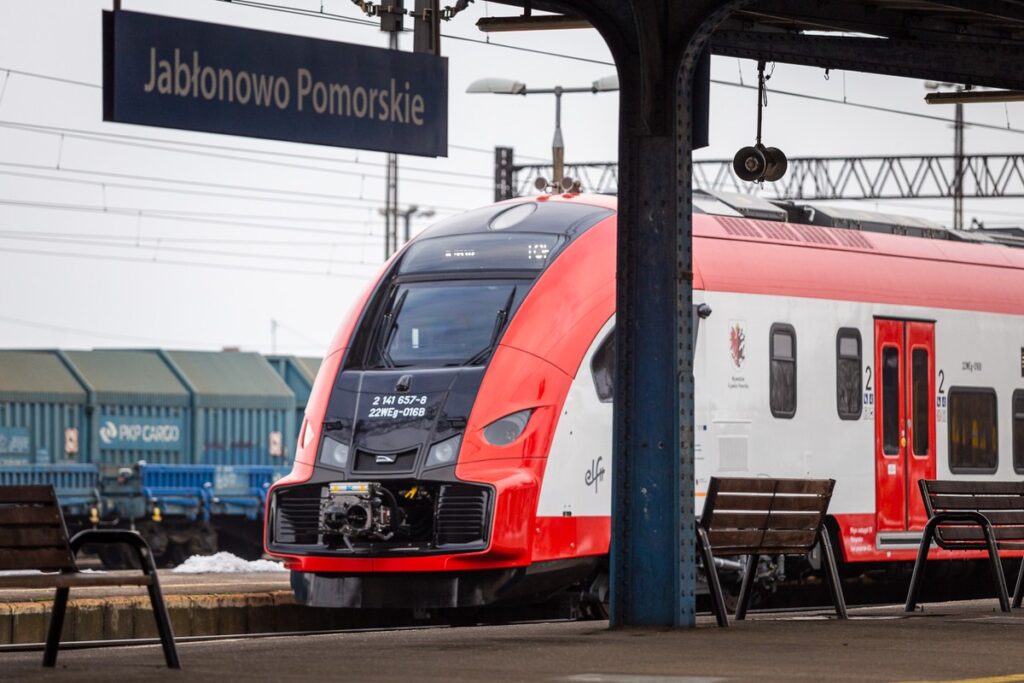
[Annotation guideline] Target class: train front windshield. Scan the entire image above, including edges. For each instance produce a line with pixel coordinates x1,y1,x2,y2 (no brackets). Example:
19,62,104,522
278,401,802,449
375,281,529,367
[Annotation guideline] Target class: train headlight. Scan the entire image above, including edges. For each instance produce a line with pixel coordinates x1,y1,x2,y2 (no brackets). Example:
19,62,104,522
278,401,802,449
425,435,462,469
319,435,350,470
483,409,532,446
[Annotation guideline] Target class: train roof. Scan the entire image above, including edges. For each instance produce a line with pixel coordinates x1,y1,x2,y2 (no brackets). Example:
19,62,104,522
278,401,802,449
63,349,190,407
526,193,1024,316
0,351,87,404
164,350,294,410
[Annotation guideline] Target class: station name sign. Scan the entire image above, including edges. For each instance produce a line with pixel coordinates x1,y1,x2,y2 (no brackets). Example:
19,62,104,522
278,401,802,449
102,10,448,157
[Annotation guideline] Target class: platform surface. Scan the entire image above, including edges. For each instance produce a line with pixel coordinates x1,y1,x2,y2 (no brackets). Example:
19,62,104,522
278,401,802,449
5,599,1024,682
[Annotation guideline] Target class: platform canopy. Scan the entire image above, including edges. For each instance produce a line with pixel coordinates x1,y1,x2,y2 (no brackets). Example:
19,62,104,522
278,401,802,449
486,0,1024,628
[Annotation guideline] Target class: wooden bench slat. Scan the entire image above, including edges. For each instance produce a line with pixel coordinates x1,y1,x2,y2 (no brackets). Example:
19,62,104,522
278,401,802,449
707,528,818,552
969,511,1024,525
0,527,68,548
0,548,73,571
0,487,58,504
714,545,818,555
929,495,1024,511
938,526,1024,542
705,512,821,532
0,572,153,589
926,481,1024,495
0,506,63,526
712,493,828,513
712,478,833,495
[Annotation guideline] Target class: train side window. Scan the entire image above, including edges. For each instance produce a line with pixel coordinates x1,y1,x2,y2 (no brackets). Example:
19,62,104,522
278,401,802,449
881,347,900,455
1013,390,1024,474
948,387,998,474
769,324,797,419
912,348,930,455
591,330,614,403
836,328,862,420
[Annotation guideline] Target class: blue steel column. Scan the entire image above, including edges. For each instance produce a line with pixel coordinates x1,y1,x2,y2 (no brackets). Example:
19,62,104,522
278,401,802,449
596,0,745,627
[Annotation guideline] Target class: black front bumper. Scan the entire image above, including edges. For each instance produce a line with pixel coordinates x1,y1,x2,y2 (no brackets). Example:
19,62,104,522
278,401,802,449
290,557,599,609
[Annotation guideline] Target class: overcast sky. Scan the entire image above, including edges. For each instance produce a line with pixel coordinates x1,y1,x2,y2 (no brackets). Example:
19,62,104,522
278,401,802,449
2,0,1023,355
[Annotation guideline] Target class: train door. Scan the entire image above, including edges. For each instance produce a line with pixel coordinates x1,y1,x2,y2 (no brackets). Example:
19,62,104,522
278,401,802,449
874,319,936,533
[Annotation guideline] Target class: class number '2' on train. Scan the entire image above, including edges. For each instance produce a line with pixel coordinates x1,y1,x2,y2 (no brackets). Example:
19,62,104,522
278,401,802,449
264,193,1024,611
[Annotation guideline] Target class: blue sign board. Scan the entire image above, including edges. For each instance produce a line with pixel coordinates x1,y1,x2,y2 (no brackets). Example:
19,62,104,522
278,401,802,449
98,415,184,452
0,427,31,462
103,10,448,157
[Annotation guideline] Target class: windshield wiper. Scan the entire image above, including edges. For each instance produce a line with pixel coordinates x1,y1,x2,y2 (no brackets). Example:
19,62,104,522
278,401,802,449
377,289,409,369
465,286,517,366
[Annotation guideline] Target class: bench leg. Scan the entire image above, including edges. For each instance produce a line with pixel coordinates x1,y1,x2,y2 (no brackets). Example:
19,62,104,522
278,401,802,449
980,523,1011,613
697,527,729,627
819,526,848,619
734,554,757,621
1014,559,1024,609
147,582,180,668
43,587,69,667
905,518,939,612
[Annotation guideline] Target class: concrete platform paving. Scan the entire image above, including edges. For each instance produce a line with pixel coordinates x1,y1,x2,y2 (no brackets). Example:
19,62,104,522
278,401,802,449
4,600,1024,682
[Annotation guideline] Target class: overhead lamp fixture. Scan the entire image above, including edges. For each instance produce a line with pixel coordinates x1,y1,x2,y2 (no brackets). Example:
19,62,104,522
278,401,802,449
925,90,1024,104
467,74,618,187
476,14,591,32
592,75,619,92
466,78,527,95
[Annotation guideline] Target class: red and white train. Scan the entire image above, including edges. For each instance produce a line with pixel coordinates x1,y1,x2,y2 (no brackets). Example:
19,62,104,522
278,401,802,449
265,192,1024,609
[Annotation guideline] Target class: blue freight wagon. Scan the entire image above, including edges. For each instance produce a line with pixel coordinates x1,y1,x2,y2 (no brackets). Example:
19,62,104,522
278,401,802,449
0,351,99,522
1,348,301,565
60,349,204,566
161,350,295,559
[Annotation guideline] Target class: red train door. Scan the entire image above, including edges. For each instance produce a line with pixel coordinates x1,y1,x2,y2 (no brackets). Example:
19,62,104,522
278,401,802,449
905,321,936,529
874,319,936,533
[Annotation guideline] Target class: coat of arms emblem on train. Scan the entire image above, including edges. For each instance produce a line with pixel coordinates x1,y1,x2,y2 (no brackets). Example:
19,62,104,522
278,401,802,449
730,322,746,368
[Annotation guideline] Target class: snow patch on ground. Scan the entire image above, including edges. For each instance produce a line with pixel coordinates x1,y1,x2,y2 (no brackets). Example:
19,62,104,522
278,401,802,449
171,552,287,574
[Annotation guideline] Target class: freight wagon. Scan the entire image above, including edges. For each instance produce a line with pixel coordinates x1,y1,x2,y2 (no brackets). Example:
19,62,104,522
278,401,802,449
0,349,301,565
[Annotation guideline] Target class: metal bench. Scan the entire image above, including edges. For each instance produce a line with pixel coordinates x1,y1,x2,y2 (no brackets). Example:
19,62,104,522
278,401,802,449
696,476,847,627
906,479,1024,614
0,485,179,668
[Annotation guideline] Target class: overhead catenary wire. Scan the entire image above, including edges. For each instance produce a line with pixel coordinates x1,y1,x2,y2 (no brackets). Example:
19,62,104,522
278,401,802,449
0,312,325,351
0,164,474,213
2,122,491,190
0,197,395,237
0,231,380,266
0,228,378,248
0,243,372,278
0,120,496,180
0,313,241,347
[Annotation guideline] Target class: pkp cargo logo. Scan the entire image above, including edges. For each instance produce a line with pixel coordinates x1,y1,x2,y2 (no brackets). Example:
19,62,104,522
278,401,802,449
99,421,118,445
96,416,183,450
729,321,746,369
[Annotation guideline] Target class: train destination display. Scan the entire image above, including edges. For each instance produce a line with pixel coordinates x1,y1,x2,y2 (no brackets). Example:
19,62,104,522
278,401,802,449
103,10,448,156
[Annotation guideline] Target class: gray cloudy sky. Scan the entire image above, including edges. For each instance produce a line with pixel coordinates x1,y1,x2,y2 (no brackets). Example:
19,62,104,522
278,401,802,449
2,0,1023,355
